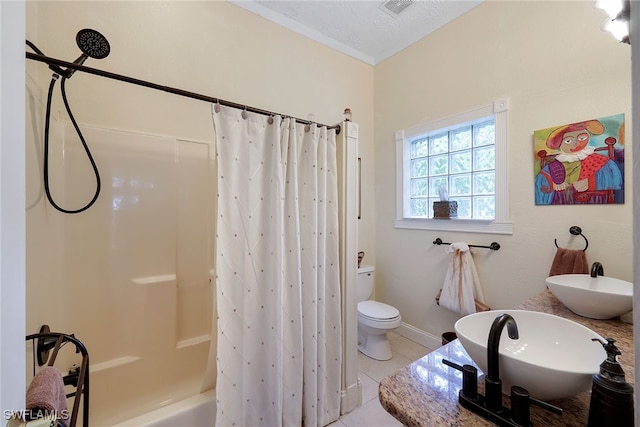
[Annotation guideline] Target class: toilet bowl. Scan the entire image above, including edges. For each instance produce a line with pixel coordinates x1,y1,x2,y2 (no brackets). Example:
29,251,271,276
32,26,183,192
357,265,401,360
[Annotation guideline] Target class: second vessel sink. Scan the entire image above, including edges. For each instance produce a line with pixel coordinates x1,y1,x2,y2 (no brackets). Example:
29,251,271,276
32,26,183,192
546,274,633,319
454,310,606,401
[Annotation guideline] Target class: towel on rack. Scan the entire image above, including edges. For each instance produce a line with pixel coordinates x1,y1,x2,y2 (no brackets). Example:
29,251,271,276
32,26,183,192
438,242,487,316
548,247,588,276
26,366,68,427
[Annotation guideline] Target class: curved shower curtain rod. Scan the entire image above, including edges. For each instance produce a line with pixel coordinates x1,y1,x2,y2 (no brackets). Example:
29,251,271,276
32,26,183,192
25,51,342,134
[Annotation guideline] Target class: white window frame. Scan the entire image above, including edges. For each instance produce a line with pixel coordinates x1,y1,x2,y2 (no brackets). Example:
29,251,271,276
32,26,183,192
395,99,513,235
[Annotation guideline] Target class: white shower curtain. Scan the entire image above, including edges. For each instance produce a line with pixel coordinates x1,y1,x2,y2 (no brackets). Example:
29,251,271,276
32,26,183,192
212,106,342,427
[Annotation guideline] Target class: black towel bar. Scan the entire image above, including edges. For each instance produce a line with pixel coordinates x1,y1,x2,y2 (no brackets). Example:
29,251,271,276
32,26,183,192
433,237,500,251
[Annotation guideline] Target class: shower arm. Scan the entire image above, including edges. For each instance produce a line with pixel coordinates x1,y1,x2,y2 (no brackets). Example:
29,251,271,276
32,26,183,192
25,50,341,134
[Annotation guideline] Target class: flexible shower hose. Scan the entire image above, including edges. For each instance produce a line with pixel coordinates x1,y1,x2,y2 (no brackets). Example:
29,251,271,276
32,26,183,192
28,39,101,214
43,72,101,214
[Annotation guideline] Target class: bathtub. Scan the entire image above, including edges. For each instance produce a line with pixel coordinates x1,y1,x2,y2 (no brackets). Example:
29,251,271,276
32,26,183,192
112,390,216,426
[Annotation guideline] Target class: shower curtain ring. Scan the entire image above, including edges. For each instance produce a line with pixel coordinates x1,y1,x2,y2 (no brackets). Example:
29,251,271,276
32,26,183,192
241,107,248,120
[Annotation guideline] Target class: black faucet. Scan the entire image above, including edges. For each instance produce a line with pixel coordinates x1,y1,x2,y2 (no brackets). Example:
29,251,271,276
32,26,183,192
591,262,604,278
485,313,519,413
442,312,563,426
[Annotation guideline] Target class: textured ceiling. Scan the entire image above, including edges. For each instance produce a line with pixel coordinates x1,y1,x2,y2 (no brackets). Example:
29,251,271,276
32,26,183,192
232,0,484,65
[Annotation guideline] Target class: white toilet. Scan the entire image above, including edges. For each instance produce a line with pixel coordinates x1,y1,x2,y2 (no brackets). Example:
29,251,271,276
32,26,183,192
357,265,401,360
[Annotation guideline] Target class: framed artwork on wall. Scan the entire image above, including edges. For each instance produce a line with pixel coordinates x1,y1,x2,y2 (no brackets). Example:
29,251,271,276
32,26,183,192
533,113,625,205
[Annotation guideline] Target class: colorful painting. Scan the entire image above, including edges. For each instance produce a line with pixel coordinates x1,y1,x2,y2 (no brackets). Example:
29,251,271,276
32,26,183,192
534,114,624,205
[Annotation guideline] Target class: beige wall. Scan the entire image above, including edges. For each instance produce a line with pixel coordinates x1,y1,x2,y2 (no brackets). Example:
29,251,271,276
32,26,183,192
26,0,376,256
374,1,632,339
24,0,632,412
26,1,374,423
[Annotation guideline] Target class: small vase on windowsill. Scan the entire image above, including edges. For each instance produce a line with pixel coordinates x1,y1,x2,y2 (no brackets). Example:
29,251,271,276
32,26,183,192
433,201,458,219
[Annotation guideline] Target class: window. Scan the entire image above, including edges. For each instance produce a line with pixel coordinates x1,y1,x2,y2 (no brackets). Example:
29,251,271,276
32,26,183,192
408,119,495,219
395,99,512,234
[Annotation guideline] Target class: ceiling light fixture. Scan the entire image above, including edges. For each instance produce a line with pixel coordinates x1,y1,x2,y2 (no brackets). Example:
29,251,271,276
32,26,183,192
594,0,631,44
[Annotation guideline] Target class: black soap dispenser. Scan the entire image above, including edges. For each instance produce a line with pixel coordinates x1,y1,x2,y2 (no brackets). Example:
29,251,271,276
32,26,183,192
587,338,634,427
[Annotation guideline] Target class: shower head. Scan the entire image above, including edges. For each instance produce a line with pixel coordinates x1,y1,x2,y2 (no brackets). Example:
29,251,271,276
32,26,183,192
76,28,110,60
60,29,110,78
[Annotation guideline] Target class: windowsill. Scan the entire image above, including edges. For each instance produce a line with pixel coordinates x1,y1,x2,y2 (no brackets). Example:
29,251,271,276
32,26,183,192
394,218,513,235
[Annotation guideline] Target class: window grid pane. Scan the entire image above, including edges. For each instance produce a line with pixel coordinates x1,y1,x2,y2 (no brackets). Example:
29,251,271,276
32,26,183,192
450,126,472,152
450,150,472,174
473,171,495,195
430,154,449,176
454,197,471,219
411,138,429,157
473,146,495,171
472,196,495,219
474,120,495,147
450,174,471,196
411,158,429,178
410,178,429,197
408,119,496,219
430,133,449,154
410,198,430,217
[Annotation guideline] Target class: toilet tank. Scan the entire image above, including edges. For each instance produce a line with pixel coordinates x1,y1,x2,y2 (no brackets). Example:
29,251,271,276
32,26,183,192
357,265,375,303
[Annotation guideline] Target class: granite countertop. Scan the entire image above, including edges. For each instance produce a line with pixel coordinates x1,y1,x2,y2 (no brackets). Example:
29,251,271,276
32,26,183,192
379,289,634,426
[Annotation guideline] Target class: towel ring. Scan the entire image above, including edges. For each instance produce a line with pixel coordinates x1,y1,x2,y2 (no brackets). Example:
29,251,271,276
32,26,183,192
554,225,588,251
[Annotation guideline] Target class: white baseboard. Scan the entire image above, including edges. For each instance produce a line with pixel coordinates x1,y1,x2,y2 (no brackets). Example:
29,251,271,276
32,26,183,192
396,322,443,350
341,377,362,415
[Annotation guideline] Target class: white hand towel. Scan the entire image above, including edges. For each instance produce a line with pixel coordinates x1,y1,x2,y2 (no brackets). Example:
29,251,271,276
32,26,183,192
439,242,486,316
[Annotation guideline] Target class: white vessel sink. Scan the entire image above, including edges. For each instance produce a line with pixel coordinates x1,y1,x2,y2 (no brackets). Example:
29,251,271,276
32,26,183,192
454,310,605,401
546,274,633,319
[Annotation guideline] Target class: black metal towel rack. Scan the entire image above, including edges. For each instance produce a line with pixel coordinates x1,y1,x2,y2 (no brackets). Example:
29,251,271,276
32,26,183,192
433,237,500,251
26,325,89,427
554,225,588,251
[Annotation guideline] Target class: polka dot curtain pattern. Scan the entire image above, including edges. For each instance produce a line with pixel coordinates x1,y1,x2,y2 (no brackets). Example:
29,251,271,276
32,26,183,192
212,106,342,426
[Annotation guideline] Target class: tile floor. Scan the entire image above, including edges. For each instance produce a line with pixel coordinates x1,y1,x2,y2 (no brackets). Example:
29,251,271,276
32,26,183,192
329,333,434,427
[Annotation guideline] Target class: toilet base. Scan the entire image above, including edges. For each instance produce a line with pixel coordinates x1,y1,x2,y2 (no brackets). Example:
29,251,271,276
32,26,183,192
358,330,393,361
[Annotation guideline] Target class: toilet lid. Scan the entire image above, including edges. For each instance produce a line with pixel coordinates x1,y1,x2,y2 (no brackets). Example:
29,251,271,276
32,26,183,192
358,300,400,320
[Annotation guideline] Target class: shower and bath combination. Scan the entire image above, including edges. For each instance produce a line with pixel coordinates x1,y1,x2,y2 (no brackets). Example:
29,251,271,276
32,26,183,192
26,28,341,214
26,29,110,214
25,25,354,426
